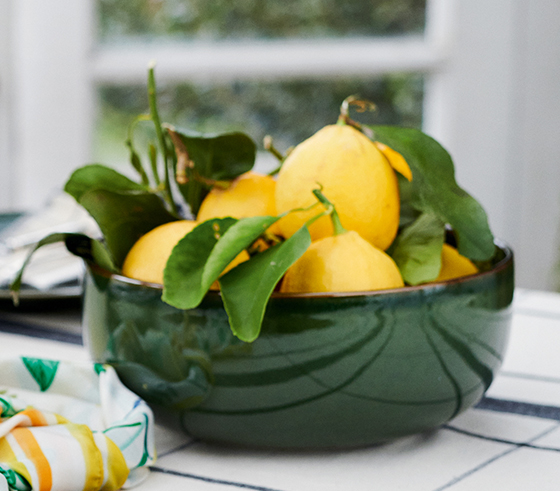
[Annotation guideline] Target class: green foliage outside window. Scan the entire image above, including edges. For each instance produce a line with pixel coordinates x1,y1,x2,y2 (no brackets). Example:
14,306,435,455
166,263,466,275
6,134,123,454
94,76,424,168
97,0,426,41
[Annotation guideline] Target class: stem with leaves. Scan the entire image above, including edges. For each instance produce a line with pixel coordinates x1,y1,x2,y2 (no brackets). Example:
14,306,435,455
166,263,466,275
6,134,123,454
147,63,179,216
311,187,346,236
125,114,151,186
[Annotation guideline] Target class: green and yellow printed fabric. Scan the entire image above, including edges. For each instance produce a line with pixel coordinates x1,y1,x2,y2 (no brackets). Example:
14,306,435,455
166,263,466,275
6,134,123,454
0,357,155,491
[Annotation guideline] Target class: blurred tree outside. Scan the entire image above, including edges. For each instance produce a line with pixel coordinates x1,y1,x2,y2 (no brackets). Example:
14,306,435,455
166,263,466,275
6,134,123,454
93,0,426,170
97,0,426,41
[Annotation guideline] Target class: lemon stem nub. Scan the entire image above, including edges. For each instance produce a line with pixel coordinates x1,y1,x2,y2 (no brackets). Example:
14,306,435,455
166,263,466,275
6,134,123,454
312,188,346,236
337,96,376,138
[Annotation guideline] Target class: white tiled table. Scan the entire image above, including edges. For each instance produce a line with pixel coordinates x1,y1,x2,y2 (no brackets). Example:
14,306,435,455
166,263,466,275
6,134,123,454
1,288,559,491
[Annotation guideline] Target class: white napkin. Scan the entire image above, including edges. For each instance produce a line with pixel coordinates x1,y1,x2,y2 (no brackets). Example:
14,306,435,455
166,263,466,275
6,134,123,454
0,194,99,292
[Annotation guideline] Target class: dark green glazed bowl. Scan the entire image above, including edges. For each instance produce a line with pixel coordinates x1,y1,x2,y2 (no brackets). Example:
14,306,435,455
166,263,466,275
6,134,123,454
83,243,514,449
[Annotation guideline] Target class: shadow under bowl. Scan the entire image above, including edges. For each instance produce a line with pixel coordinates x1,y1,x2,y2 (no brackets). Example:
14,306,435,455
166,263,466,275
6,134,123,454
83,242,514,449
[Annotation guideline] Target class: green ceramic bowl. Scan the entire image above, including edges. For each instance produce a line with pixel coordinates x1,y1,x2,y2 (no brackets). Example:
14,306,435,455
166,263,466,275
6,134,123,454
83,242,514,449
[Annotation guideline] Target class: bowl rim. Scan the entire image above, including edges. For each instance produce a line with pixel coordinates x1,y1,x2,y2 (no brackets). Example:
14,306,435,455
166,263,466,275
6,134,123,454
88,239,513,300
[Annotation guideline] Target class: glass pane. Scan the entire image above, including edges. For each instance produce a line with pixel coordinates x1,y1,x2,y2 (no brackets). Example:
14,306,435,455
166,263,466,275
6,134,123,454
93,75,424,172
97,0,427,42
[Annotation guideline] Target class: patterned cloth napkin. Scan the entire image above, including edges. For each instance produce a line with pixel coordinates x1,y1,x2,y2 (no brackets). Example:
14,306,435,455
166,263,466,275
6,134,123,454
0,358,155,491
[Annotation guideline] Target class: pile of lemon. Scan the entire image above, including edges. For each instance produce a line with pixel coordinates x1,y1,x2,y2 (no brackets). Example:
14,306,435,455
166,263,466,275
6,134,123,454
122,122,478,294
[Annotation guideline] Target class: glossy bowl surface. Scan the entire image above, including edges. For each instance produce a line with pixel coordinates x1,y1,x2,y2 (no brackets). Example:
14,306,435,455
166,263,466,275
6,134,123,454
83,244,514,449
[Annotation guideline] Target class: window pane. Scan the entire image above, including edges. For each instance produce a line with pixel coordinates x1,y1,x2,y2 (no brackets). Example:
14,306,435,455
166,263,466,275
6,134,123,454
93,75,424,171
97,0,427,42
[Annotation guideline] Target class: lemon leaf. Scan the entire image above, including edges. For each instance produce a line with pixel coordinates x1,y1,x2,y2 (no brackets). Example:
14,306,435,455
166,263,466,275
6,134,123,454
219,226,312,342
64,164,148,199
390,213,446,285
64,234,118,273
163,216,280,310
162,218,237,309
9,233,116,301
368,125,495,261
203,215,281,284
65,164,177,267
77,188,177,268
170,129,257,215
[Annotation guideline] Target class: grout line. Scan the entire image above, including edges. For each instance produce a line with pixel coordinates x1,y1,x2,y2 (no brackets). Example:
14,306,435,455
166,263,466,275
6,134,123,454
149,466,286,491
157,439,199,459
432,422,560,491
442,424,560,452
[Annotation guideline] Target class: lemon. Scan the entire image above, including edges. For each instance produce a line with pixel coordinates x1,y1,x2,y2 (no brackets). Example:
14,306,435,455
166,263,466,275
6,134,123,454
122,220,198,284
122,220,248,286
435,244,479,282
280,230,404,293
198,171,277,221
275,124,400,250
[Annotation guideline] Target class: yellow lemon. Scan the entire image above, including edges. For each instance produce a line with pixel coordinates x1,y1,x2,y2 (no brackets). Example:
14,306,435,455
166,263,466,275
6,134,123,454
435,243,479,282
121,220,248,286
280,230,404,293
122,220,198,284
275,124,400,250
197,171,280,233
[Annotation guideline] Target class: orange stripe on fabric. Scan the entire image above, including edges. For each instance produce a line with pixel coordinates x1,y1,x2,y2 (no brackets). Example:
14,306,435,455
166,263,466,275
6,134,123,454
20,409,48,427
12,428,52,491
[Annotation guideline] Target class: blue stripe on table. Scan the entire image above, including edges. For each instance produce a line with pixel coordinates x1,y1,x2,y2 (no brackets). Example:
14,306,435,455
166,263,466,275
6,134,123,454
0,317,83,345
476,396,560,421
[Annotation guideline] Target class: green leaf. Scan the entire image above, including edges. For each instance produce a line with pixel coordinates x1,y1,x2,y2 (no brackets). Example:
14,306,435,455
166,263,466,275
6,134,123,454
205,215,279,277
220,226,312,342
368,125,495,261
76,188,176,267
10,232,117,303
64,164,147,200
162,218,238,309
10,233,68,299
64,163,177,267
169,128,256,215
64,234,118,272
390,213,446,285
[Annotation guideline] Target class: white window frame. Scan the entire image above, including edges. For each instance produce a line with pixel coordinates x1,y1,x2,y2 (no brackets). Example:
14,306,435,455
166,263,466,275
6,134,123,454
2,0,560,290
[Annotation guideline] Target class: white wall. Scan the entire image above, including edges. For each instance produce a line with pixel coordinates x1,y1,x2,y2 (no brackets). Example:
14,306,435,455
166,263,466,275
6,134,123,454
0,0,15,209
8,0,94,211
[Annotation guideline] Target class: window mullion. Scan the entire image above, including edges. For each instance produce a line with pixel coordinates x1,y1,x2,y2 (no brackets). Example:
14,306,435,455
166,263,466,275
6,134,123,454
92,37,444,84
10,0,95,211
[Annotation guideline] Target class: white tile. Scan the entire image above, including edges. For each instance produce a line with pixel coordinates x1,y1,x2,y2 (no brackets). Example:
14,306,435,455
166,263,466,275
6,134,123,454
445,426,560,491
529,422,560,449
486,372,560,407
449,408,556,442
158,429,511,491
500,313,560,378
134,469,234,491
514,288,560,315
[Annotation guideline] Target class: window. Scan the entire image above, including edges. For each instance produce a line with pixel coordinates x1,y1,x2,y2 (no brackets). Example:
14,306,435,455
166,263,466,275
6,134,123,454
92,0,429,171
